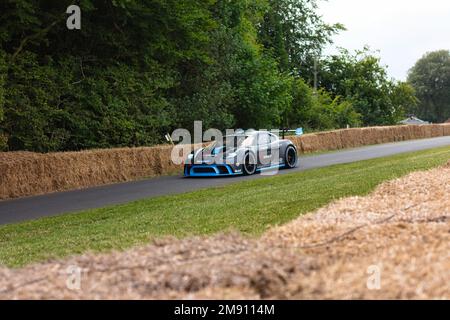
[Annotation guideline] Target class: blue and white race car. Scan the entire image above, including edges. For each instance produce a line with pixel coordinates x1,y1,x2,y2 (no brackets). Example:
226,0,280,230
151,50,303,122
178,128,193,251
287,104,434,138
184,131,298,177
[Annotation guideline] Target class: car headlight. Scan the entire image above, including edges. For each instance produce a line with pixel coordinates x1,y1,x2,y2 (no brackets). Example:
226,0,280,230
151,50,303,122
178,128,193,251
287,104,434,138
187,153,194,160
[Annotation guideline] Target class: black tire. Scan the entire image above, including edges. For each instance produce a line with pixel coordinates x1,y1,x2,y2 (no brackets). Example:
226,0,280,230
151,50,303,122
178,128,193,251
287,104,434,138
242,152,257,175
285,145,298,169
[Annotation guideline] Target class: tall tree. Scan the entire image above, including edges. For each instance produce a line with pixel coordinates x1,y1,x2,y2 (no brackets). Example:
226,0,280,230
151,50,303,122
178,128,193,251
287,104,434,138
175,0,293,131
0,0,216,151
0,51,5,150
319,48,416,125
258,0,344,77
407,50,450,123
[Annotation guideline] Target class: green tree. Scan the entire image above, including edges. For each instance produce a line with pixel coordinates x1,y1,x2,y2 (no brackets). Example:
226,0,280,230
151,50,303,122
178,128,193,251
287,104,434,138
258,0,344,76
0,0,215,151
175,0,293,131
0,50,6,150
320,48,415,125
407,50,450,123
287,78,361,130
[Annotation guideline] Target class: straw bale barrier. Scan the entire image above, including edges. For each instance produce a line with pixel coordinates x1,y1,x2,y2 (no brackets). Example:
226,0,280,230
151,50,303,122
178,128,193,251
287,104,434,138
0,146,177,200
1,124,449,200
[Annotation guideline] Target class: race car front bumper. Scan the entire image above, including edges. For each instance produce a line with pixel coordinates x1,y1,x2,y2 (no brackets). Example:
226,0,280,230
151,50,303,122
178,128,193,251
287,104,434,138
184,164,242,177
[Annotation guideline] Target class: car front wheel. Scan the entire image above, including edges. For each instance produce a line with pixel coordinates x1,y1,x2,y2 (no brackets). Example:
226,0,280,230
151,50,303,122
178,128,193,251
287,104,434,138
285,145,298,169
242,152,257,175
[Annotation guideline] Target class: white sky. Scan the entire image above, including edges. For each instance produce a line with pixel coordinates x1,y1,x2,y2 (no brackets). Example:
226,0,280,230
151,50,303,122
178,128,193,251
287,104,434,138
318,0,450,80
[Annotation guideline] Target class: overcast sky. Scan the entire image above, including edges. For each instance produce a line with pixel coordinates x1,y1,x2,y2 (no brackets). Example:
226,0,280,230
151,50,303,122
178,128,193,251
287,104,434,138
318,0,450,81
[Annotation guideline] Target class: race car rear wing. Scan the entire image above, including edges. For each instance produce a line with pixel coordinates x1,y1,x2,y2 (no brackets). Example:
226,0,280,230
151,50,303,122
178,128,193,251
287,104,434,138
280,128,304,139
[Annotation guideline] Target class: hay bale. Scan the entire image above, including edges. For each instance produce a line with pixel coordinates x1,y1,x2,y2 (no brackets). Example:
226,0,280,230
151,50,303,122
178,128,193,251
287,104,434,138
297,130,343,154
398,125,415,141
441,123,450,136
360,127,380,145
383,126,397,143
390,126,404,141
297,134,320,153
288,136,303,152
0,147,183,200
420,125,438,138
339,128,364,148
428,124,443,137
319,130,344,151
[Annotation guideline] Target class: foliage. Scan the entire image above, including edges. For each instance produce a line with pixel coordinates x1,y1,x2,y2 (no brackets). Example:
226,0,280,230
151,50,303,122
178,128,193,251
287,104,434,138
258,0,344,76
0,50,6,150
173,0,292,132
319,48,417,126
0,0,213,151
287,78,361,130
407,50,450,123
0,0,415,152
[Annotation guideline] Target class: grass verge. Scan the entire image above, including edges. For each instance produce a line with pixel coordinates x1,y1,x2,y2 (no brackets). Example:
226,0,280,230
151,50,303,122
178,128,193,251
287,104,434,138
1,146,449,267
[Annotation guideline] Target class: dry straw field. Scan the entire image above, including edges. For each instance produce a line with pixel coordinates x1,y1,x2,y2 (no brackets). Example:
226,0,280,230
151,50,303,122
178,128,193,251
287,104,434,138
1,160,448,299
1,124,449,200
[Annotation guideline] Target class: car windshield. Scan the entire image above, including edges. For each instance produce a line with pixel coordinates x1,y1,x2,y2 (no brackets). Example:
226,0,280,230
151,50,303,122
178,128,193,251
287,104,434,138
207,135,255,150
224,135,255,148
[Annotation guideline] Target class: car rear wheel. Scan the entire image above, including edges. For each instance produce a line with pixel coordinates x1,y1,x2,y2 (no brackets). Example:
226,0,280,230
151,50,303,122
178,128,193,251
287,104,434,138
242,152,257,175
285,145,298,169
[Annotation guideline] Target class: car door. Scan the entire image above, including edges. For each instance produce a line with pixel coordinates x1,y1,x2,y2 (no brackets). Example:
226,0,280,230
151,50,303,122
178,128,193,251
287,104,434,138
268,133,281,165
257,132,272,167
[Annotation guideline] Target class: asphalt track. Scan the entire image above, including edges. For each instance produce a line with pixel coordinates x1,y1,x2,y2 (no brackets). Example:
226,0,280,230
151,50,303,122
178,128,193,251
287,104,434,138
1,136,450,226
